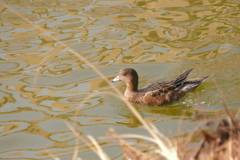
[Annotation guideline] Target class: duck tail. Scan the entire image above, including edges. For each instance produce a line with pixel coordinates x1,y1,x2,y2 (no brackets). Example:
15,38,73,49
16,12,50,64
172,68,194,88
178,76,209,92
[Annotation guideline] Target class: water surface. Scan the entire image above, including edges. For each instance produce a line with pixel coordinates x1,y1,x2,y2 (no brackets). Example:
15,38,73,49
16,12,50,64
0,0,240,159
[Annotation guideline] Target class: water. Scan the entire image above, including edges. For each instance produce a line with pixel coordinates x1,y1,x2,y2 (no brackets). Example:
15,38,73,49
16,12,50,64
0,0,240,159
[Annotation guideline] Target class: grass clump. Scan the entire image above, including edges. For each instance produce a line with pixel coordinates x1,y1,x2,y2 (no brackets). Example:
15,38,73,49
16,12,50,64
97,108,240,160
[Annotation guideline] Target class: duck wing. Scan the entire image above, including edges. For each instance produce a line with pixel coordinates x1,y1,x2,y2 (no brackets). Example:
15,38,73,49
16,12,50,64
171,68,194,89
140,69,208,106
146,82,175,97
146,72,208,97
139,81,165,92
140,68,194,94
178,76,209,92
141,82,177,106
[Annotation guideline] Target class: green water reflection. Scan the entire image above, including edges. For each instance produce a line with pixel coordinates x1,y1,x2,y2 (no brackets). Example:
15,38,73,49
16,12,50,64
0,0,240,159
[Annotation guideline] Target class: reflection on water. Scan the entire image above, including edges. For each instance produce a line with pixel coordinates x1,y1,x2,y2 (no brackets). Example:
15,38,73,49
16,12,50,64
0,0,240,159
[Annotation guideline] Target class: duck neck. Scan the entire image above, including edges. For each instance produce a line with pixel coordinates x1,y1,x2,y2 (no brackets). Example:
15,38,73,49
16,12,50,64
126,80,138,92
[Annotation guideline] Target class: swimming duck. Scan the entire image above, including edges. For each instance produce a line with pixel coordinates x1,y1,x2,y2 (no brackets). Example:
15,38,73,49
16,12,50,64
112,68,208,106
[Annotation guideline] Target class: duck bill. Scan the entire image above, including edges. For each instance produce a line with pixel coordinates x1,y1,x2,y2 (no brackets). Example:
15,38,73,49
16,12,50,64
111,76,120,83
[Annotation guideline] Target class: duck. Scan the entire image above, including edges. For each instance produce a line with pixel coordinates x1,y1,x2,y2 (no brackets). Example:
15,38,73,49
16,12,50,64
112,68,208,106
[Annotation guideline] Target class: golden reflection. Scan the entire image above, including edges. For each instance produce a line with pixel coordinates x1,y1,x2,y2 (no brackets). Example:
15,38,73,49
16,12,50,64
84,5,144,18
54,22,85,31
218,43,233,54
5,0,94,8
203,0,224,5
0,12,40,22
110,22,154,31
9,152,24,156
1,123,20,134
156,11,189,22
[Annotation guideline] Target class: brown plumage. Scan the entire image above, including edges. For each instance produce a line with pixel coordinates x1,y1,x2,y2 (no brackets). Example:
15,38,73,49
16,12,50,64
112,68,208,106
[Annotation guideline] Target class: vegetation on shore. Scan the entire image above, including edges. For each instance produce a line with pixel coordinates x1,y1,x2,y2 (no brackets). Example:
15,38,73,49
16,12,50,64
83,105,240,160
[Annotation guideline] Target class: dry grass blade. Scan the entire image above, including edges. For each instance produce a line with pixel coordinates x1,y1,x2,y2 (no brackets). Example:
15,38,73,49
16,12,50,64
117,134,157,143
65,122,81,160
147,121,179,160
45,149,61,160
66,122,110,160
102,128,178,160
72,91,125,121
105,128,156,160
32,46,65,85
87,135,110,160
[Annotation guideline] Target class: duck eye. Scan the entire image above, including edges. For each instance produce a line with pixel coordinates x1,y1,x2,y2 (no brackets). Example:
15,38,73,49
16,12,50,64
122,73,127,76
